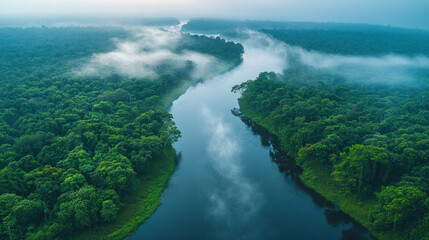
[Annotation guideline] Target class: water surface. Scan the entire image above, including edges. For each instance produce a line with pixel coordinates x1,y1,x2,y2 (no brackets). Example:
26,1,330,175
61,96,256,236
129,33,373,240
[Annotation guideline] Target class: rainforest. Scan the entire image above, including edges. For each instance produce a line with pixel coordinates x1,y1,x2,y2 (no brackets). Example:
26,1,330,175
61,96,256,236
0,12,428,240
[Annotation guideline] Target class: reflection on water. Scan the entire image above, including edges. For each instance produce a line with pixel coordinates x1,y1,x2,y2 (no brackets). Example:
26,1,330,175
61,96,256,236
201,106,264,239
233,108,374,240
128,31,374,240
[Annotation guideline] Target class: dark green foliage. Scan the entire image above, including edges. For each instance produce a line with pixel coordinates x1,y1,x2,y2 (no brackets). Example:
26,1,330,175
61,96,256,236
100,200,119,223
178,34,244,63
0,26,243,239
184,19,426,34
262,28,429,56
237,68,429,236
331,144,389,197
184,19,429,57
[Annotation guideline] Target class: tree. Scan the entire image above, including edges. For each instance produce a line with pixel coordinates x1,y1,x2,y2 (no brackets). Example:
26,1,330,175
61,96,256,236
17,155,39,172
26,165,62,205
0,193,23,218
400,147,421,172
130,136,162,174
231,80,251,94
370,186,427,231
57,146,91,170
60,170,87,193
0,166,27,196
9,199,44,227
94,155,136,195
57,186,101,230
331,144,389,197
159,116,181,149
100,200,119,222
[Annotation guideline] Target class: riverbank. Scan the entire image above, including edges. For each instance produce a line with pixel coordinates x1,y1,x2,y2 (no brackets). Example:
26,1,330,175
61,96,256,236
73,145,176,240
238,104,406,240
73,59,242,240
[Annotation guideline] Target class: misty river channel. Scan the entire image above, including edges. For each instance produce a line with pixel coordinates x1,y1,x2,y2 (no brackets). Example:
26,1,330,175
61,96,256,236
128,33,374,240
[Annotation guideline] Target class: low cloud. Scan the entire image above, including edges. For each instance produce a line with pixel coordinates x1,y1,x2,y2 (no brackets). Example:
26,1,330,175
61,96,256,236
75,26,219,79
286,45,429,84
233,30,429,85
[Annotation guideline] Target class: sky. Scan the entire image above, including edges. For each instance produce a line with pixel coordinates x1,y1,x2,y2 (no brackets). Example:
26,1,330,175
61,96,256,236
1,0,428,30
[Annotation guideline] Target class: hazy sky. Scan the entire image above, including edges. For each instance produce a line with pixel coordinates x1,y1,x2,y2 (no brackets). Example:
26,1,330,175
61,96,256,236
1,0,428,30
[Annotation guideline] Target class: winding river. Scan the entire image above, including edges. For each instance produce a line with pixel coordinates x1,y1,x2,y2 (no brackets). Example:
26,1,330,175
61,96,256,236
128,32,373,240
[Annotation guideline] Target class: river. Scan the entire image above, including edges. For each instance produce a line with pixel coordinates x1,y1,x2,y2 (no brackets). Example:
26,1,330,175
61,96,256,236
128,32,373,240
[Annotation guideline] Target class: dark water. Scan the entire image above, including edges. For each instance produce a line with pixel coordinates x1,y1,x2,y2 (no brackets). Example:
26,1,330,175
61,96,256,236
128,33,373,240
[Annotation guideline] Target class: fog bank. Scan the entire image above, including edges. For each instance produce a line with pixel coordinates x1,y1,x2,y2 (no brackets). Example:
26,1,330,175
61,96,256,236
236,31,429,85
75,26,219,79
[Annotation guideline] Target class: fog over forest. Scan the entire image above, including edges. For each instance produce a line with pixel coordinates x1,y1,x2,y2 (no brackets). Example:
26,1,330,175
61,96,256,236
1,0,429,30
1,1,428,240
76,27,219,79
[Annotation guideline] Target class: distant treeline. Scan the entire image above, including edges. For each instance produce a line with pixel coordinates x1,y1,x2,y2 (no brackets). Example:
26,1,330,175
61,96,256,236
0,27,243,239
0,17,180,28
183,18,424,33
262,29,429,56
183,19,429,56
0,27,130,79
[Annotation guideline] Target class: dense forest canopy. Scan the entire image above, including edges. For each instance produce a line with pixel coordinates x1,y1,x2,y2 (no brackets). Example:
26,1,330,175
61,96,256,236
183,19,428,33
0,26,243,239
184,19,429,57
237,69,429,238
236,35,429,239
261,29,429,56
0,17,180,28
0,27,129,79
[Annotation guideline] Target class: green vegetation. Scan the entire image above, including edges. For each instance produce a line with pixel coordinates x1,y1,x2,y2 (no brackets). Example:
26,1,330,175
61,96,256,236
184,19,429,57
74,145,176,240
236,68,429,239
262,28,429,56
0,27,243,239
183,19,427,33
0,17,180,28
233,27,429,239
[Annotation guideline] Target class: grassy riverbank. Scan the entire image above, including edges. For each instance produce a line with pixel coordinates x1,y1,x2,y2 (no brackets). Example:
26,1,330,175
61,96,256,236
238,104,406,240
74,59,242,240
74,145,176,240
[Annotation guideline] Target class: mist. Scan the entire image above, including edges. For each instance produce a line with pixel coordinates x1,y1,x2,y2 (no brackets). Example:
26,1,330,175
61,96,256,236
1,0,429,30
75,25,220,79
233,30,429,86
284,43,429,85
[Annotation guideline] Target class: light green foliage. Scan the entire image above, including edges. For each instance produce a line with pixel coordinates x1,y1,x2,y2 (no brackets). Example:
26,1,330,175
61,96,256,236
57,186,100,230
0,193,23,218
130,136,162,174
0,166,26,196
58,146,91,171
370,186,427,232
0,26,243,239
94,158,136,195
101,200,119,222
9,199,44,226
237,57,429,237
60,169,87,193
331,144,389,197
